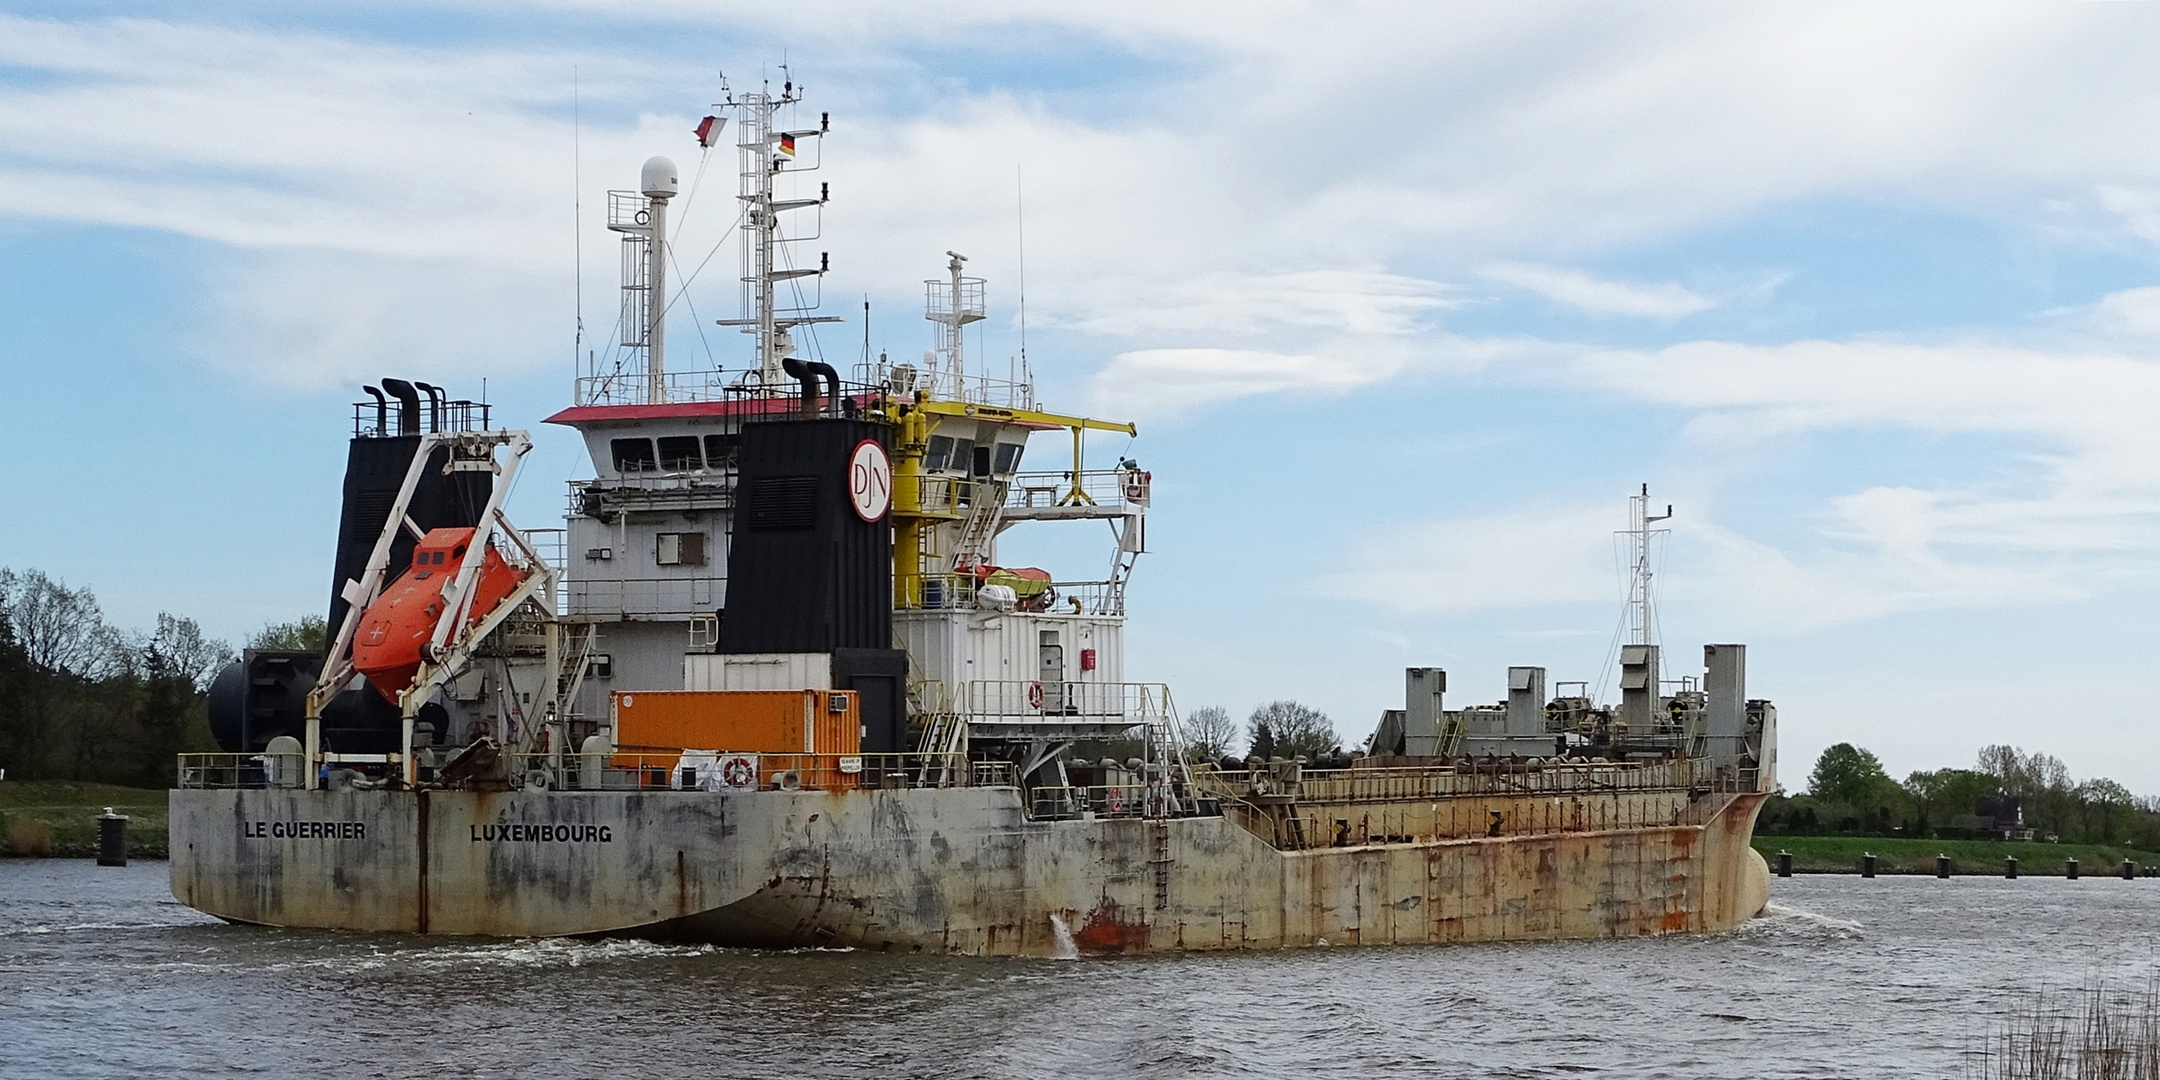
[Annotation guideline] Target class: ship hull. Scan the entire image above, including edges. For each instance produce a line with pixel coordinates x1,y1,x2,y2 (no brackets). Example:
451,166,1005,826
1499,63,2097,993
169,787,1770,955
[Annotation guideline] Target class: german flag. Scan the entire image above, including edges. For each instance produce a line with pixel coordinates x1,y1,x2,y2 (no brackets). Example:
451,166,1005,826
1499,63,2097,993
779,132,797,157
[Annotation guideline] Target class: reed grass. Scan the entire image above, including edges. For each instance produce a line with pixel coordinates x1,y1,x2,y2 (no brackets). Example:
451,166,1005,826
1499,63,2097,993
1972,981,2160,1080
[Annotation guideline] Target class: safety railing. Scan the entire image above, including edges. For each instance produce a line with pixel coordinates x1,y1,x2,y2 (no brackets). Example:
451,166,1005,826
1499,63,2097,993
1003,469,1149,510
574,372,887,410
1043,580,1116,615
574,372,733,406
563,576,721,620
351,398,491,439
1027,783,1173,820
902,474,993,519
962,680,1176,723
1201,758,1699,805
175,751,1026,794
855,360,1035,410
897,571,980,611
506,752,1018,793
177,752,306,790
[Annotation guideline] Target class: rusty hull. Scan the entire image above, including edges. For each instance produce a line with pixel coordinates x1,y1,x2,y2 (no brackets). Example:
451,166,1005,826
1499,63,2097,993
169,787,1770,954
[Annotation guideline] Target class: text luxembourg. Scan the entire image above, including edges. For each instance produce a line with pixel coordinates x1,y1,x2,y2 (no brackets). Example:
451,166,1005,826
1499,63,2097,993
470,823,613,843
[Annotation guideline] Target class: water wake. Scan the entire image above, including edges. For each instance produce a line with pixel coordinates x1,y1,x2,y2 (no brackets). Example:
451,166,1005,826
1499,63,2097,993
1744,901,1864,940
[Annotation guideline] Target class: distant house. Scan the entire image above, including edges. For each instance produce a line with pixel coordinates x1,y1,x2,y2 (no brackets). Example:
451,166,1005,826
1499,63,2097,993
1975,794,2036,841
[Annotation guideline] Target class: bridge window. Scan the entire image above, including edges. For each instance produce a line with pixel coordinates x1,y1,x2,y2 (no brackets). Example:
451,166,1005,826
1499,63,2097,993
703,433,741,470
611,438,657,472
657,436,702,471
994,442,1024,475
924,434,954,471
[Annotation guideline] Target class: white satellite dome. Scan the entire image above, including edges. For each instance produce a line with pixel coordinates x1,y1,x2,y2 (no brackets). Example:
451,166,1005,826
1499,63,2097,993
640,156,679,199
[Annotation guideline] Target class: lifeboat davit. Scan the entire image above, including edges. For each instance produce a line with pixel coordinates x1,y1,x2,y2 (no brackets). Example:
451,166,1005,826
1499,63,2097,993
352,527,527,703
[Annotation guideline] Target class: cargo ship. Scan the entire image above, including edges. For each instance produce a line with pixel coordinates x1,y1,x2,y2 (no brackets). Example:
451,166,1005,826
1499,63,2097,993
172,81,1776,955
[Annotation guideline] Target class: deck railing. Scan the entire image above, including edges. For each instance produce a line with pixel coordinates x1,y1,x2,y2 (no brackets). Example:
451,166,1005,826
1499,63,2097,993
174,751,1019,793
963,680,1175,722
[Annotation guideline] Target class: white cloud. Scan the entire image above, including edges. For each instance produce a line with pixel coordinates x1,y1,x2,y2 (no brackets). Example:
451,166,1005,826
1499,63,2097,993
1090,347,1382,418
1481,262,1712,319
1044,271,1455,337
2093,285,2160,337
1319,504,1623,616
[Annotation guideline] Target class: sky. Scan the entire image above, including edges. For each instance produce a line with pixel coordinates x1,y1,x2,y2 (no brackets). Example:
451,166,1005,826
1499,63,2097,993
4,2,2160,793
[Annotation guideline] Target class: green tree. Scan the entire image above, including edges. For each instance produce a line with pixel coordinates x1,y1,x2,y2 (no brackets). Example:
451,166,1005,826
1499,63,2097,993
1809,743,1892,805
1248,700,1336,761
2076,778,2134,843
250,615,327,654
1902,768,2000,836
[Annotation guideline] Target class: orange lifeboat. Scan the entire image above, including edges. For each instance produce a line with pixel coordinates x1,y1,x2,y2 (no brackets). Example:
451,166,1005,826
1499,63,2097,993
352,527,527,702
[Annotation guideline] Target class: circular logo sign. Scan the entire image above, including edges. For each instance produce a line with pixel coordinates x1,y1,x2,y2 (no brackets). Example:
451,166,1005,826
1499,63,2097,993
848,439,892,522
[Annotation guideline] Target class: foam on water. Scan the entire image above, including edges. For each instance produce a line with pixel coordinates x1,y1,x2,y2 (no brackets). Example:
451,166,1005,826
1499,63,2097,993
1740,900,1865,940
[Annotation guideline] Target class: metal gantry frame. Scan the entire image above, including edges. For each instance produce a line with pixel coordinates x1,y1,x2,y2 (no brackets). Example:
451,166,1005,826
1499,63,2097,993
304,429,560,787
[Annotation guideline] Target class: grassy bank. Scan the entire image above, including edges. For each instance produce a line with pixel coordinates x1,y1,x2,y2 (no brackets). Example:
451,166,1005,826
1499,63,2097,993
1754,834,2160,876
0,780,168,858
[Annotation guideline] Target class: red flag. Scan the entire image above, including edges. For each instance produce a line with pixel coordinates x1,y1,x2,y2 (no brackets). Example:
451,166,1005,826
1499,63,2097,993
695,115,725,148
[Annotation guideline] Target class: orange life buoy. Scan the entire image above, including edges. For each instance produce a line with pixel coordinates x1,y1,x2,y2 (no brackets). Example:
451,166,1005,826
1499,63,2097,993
1028,681,1045,709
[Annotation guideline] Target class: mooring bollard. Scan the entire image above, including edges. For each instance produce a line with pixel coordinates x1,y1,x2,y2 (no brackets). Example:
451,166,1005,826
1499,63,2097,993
2124,859,2137,881
1861,852,1877,878
2006,856,2020,879
2067,858,2081,880
1936,854,1952,879
95,807,128,867
1777,850,1792,878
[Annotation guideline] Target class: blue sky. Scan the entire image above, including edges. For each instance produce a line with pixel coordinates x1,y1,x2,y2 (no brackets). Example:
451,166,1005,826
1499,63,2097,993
6,3,2160,793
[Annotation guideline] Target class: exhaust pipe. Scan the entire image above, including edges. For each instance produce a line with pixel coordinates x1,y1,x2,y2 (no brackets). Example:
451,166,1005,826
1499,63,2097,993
780,357,819,415
363,386,388,435
805,361,842,417
379,378,422,435
413,381,446,432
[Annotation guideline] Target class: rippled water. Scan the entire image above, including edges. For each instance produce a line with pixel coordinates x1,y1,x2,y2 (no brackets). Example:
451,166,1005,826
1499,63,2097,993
5,860,2160,1079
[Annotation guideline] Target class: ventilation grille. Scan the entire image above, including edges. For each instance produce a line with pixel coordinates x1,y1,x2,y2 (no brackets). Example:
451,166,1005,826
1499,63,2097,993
747,476,820,531
348,491,396,541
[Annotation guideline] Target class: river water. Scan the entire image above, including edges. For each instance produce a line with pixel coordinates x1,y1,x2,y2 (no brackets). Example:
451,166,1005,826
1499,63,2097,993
3,860,2157,1079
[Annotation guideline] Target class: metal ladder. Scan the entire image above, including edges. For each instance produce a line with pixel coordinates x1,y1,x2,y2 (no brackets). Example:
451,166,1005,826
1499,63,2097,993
909,681,968,787
950,477,1010,571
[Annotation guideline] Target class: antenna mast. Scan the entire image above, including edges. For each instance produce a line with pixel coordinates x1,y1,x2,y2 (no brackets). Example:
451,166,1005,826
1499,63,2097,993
713,76,838,387
925,251,985,398
1625,484,1673,647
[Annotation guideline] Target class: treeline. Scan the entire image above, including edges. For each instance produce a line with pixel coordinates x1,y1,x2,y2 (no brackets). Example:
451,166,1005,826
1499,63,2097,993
0,569,256,788
1183,701,1341,764
1764,742,2160,849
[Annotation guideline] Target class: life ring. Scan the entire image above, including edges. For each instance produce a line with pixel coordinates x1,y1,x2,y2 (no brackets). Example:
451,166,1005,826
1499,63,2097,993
720,756,758,788
1028,681,1045,710
1105,785,1126,813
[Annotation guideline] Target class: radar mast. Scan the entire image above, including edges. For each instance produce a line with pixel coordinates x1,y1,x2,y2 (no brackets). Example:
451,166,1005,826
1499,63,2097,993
712,74,840,387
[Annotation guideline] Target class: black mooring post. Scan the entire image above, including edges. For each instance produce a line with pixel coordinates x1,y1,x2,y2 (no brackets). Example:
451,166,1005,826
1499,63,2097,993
1936,854,1952,879
2124,859,2137,881
2006,856,2019,879
1861,852,1877,878
2067,858,2081,880
95,807,128,867
1777,850,1792,878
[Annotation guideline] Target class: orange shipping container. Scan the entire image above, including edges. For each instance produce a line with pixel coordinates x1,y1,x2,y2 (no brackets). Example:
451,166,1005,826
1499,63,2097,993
612,689,861,758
